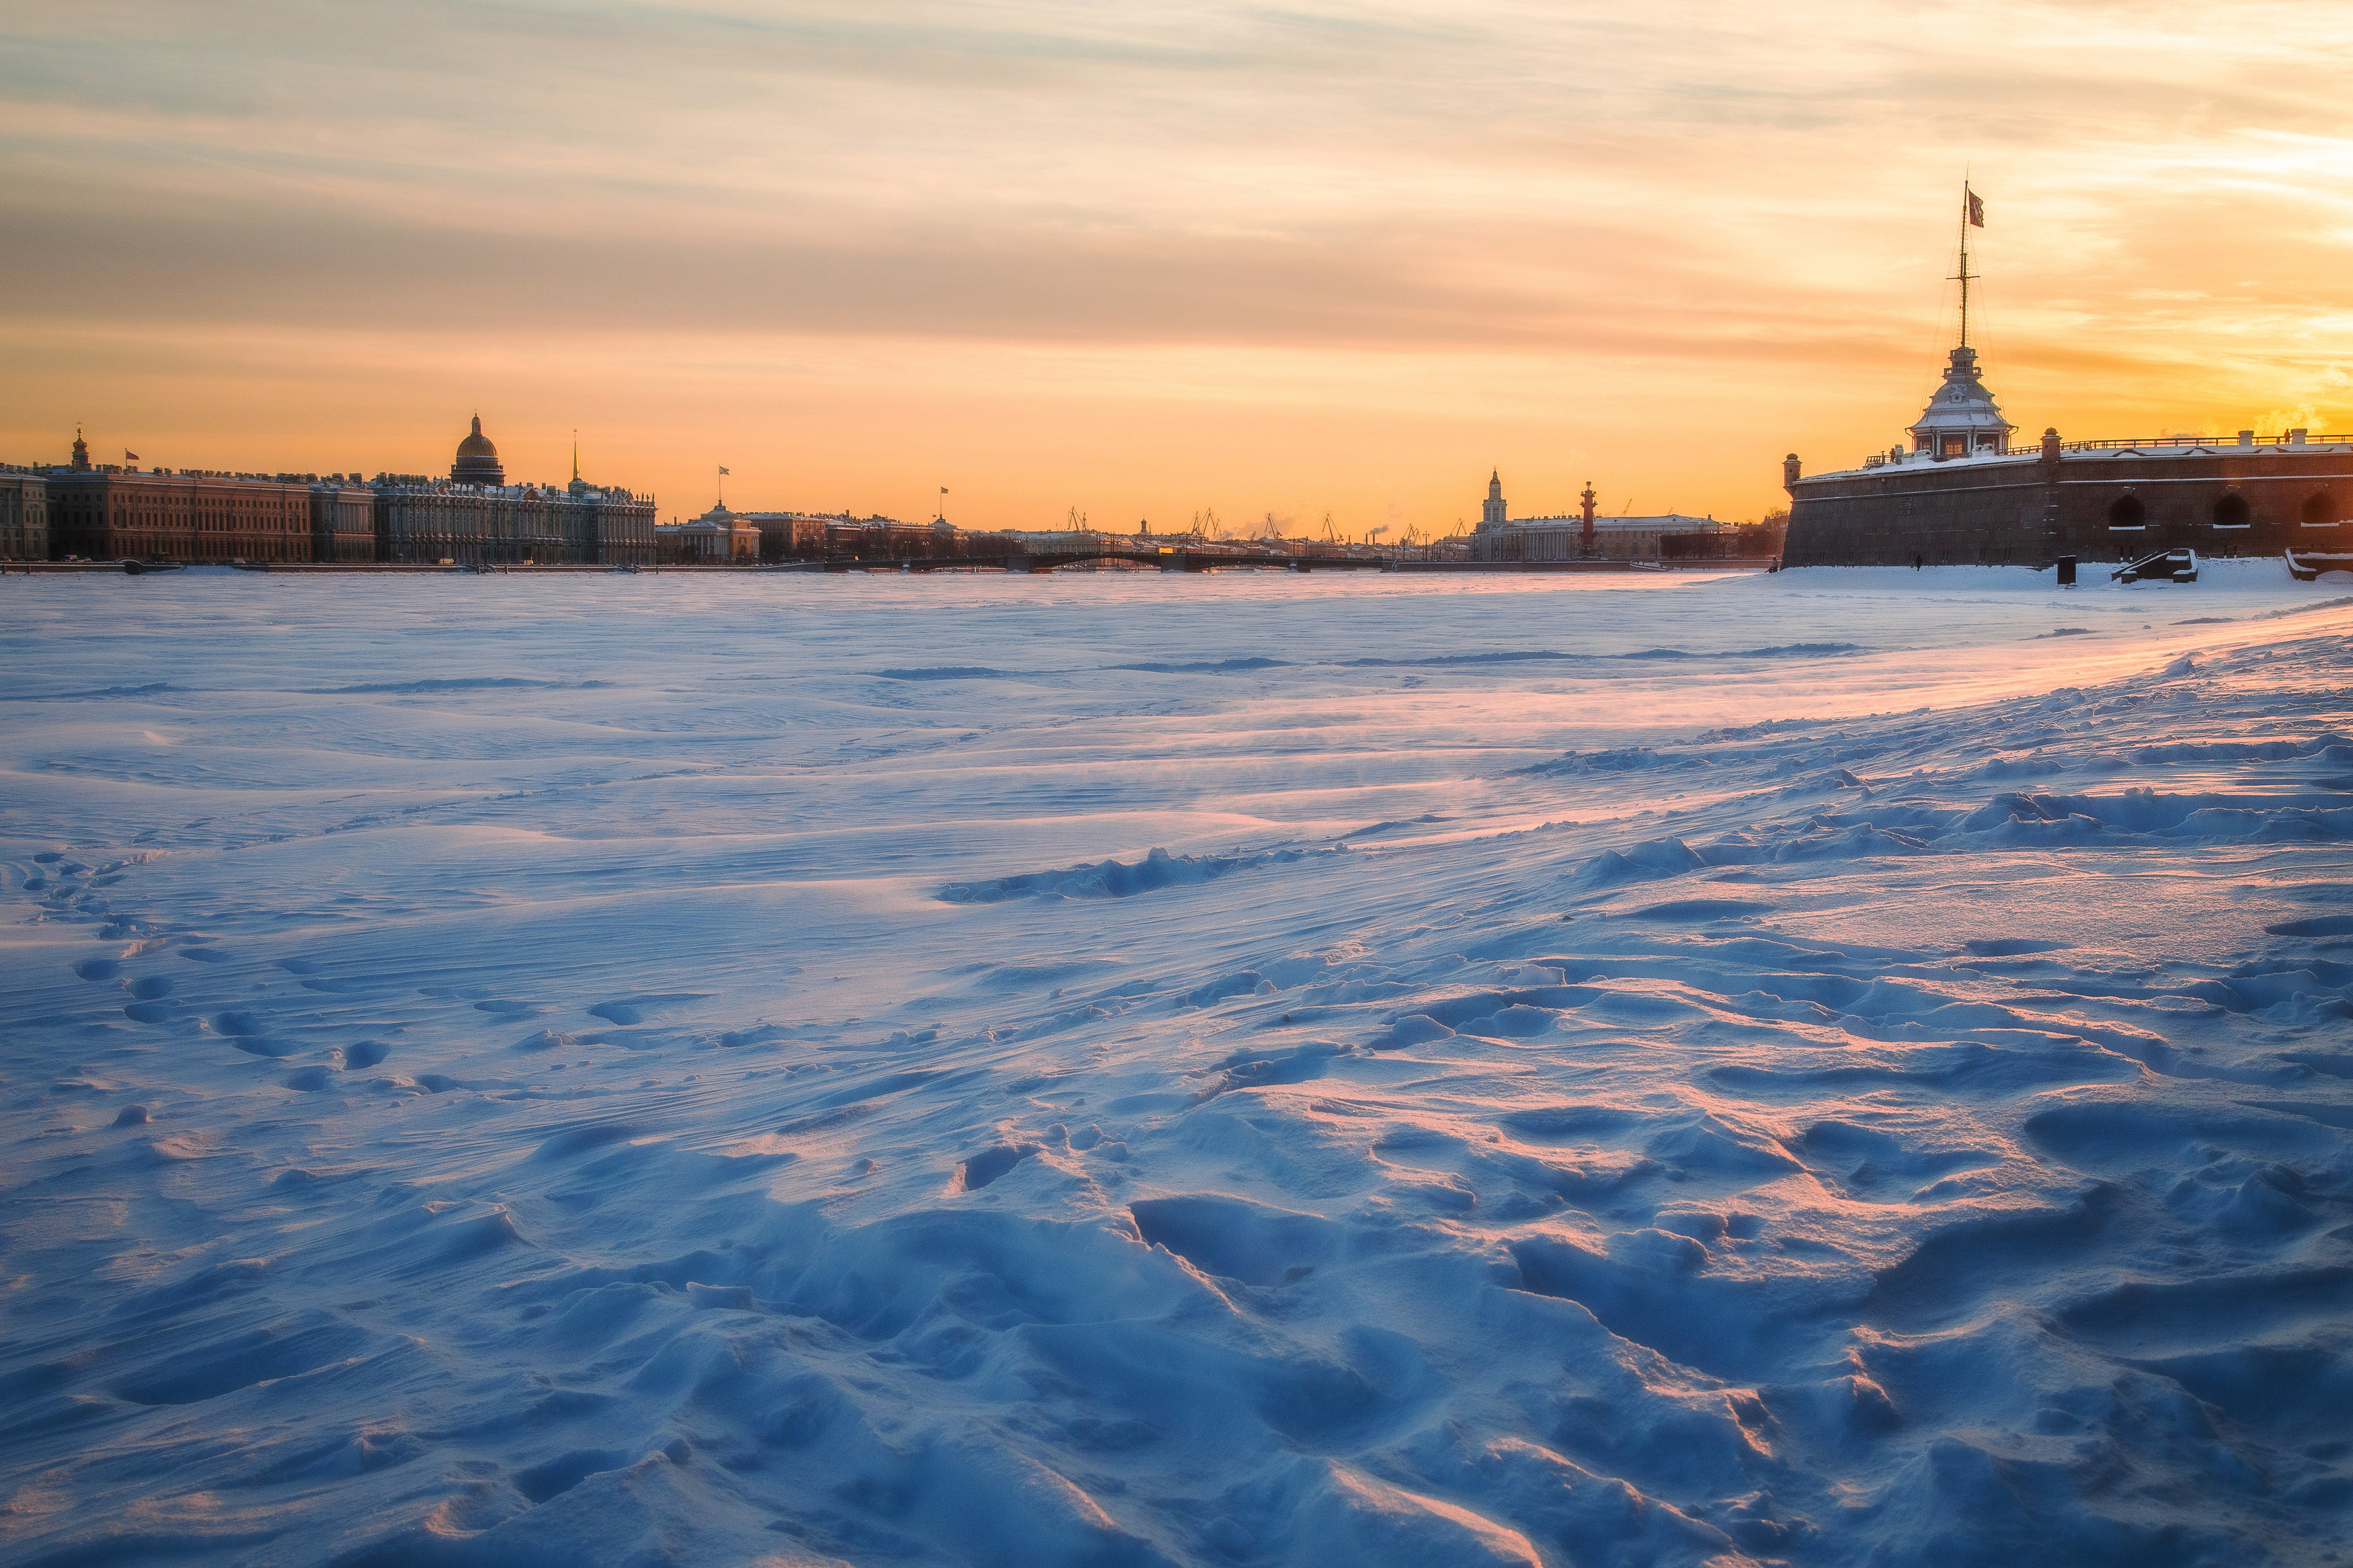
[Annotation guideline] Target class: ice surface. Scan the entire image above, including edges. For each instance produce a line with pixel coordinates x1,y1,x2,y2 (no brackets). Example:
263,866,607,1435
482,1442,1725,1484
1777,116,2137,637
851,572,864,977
3,562,2351,1566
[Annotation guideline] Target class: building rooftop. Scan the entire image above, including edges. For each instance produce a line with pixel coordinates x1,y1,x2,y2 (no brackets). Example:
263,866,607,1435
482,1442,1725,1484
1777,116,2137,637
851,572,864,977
1804,429,2353,483
1909,345,2015,445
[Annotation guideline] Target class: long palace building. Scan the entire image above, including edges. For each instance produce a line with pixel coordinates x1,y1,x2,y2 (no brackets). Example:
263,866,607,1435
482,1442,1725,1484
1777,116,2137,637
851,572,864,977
3,419,655,567
1782,220,2350,567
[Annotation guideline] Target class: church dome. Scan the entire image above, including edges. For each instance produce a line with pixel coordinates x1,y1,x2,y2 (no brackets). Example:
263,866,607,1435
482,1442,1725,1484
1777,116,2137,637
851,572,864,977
450,415,506,486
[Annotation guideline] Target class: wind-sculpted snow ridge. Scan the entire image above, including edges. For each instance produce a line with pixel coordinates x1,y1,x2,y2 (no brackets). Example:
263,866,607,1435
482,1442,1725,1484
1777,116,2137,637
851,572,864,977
1343,643,1862,668
2,569,2351,1567
1610,642,1862,659
1,680,184,703
311,677,619,694
872,665,1010,680
939,845,1339,903
1113,656,1293,673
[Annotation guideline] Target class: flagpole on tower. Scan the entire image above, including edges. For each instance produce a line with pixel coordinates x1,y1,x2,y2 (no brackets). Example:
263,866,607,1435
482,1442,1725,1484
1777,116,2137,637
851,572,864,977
1954,177,1983,349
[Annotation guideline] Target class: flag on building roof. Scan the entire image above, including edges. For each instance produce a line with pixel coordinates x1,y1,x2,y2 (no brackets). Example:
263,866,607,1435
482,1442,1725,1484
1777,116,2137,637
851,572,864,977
1966,187,1984,228
126,450,140,460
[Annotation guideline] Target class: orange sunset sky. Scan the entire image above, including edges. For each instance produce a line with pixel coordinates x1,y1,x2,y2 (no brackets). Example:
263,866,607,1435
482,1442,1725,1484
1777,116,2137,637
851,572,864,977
6,2,2353,534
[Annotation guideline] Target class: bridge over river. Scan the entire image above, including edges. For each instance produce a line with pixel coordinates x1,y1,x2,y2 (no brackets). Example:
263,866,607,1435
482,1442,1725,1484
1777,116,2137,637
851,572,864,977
210,553,1778,576
783,550,1777,575
797,547,1390,573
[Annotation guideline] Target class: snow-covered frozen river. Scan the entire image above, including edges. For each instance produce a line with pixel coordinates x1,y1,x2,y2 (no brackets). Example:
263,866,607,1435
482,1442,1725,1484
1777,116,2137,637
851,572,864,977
5,563,2352,1567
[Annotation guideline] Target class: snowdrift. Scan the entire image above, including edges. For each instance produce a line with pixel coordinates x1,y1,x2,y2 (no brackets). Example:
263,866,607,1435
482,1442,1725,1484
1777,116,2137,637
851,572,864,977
3,567,2350,1567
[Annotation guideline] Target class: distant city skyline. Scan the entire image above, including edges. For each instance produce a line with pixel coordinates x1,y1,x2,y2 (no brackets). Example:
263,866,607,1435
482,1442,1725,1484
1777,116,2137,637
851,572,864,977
7,3,2353,531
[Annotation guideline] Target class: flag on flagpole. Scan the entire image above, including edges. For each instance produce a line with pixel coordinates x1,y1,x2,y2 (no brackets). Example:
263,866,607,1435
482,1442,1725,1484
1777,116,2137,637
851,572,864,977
1966,187,1985,228
718,466,730,475
940,487,948,495
126,450,140,460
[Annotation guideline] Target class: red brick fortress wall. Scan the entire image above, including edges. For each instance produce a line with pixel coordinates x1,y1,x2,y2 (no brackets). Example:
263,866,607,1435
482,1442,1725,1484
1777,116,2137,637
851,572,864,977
1783,441,2351,568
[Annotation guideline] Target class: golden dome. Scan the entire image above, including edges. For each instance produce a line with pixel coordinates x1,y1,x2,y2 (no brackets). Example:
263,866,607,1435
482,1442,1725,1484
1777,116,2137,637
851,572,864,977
450,414,506,486
456,414,498,460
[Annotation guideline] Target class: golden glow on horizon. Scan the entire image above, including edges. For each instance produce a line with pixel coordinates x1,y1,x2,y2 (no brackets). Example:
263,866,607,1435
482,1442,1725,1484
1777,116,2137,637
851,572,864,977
6,2,2353,528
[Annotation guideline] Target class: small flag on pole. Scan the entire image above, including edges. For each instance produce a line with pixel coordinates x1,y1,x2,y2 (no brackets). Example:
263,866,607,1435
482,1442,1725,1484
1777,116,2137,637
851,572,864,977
126,450,140,460
941,487,949,495
718,466,730,475
1966,187,1985,228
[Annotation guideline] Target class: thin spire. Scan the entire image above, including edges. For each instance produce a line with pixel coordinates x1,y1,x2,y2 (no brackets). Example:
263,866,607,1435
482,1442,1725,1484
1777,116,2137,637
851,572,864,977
1952,179,1981,349
571,429,580,483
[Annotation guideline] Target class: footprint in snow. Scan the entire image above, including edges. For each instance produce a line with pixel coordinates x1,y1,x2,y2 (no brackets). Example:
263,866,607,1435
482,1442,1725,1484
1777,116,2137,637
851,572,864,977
212,1012,298,1057
587,993,711,1026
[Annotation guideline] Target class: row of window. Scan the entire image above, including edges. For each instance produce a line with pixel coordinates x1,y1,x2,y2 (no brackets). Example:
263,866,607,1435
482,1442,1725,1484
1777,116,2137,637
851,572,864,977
2106,493,2336,529
106,511,298,524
